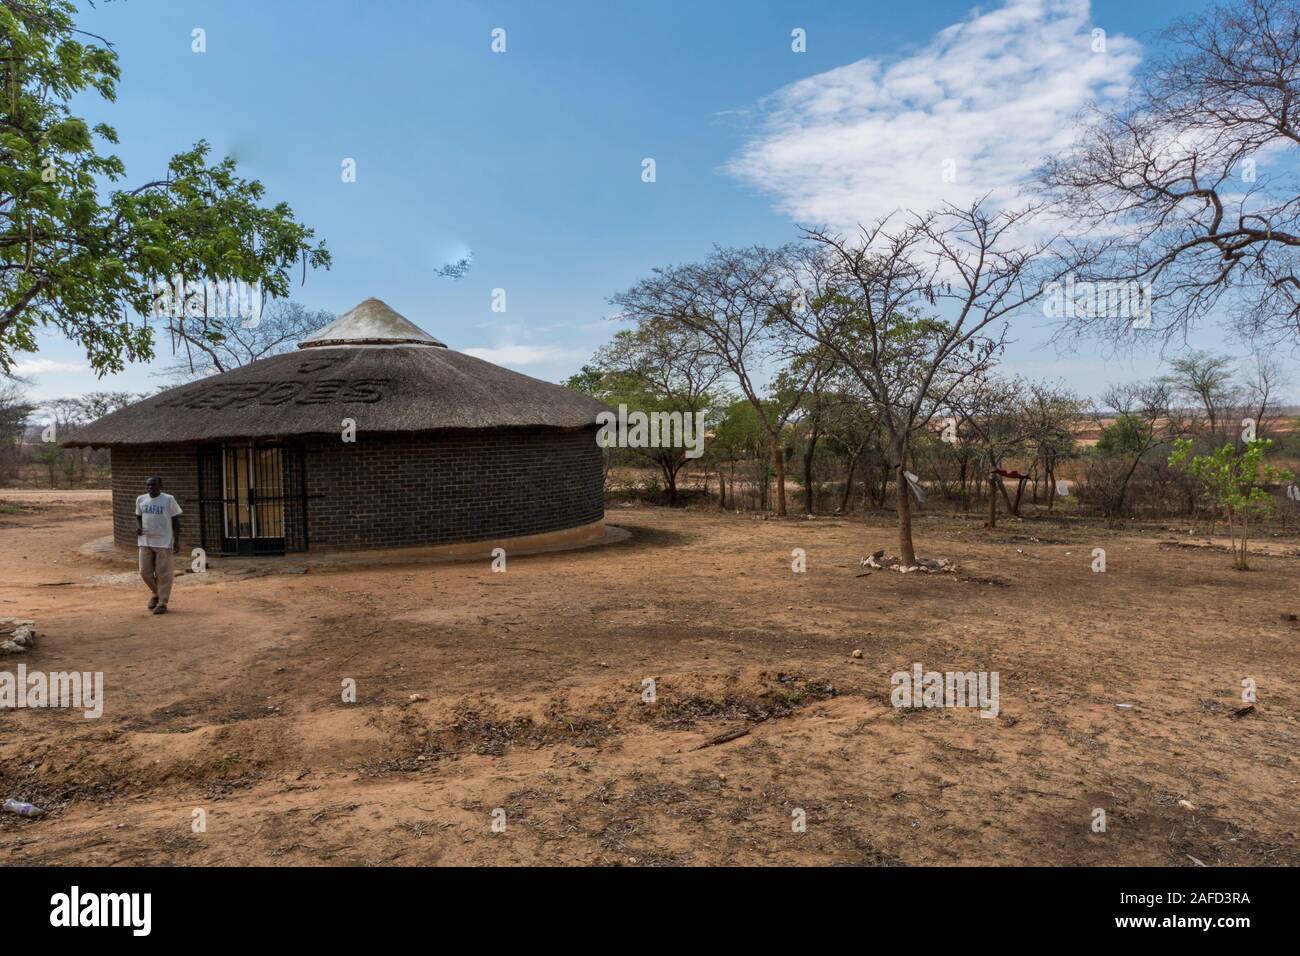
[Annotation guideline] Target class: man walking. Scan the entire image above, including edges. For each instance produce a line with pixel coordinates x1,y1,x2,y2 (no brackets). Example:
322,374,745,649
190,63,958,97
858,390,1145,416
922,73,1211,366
136,476,183,615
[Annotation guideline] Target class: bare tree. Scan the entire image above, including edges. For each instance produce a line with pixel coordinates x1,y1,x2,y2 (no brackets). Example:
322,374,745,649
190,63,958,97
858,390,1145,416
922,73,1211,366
36,391,141,483
1162,349,1288,443
163,299,333,379
0,380,35,482
775,348,844,514
780,201,1079,564
611,246,821,515
1039,0,1300,344
947,372,1034,525
1163,351,1237,443
1241,350,1290,438
1089,381,1178,517
818,377,883,515
1022,381,1085,511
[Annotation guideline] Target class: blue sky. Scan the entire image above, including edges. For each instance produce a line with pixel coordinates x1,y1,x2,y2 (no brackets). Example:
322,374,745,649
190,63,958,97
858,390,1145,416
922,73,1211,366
19,0,1275,403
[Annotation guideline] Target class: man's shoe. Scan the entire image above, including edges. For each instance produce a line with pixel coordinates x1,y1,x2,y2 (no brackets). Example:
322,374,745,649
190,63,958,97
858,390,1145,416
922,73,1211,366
147,596,158,610
152,604,168,615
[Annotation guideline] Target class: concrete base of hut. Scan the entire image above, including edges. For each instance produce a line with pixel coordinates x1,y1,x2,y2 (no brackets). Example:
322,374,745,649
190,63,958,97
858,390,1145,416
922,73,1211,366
82,519,627,575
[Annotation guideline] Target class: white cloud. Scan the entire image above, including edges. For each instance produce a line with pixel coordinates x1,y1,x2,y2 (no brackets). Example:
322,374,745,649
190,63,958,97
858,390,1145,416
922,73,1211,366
463,344,587,367
10,358,88,376
725,0,1140,229
466,320,592,371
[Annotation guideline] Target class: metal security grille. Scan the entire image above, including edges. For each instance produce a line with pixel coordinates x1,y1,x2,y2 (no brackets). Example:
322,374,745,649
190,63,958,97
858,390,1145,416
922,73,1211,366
196,442,307,555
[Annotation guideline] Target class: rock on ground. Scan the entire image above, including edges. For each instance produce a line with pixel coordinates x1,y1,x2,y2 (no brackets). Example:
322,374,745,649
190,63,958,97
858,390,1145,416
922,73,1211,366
860,550,955,574
0,617,36,654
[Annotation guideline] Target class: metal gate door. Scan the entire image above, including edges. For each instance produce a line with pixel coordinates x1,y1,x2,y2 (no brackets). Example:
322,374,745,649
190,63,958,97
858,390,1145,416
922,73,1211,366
197,443,307,555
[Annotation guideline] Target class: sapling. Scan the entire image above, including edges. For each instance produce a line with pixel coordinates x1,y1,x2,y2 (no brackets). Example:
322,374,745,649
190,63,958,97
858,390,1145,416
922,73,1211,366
1169,439,1293,570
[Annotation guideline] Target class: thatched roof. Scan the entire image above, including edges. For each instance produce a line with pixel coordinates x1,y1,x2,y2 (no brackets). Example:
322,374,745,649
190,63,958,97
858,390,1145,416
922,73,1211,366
65,298,608,447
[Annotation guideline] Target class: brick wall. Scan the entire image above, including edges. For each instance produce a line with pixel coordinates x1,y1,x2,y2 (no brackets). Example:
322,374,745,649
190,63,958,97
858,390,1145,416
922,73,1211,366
110,444,201,549
109,427,604,552
301,428,604,550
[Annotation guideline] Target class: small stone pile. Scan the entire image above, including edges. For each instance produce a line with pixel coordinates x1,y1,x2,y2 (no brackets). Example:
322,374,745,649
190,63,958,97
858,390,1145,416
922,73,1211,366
0,617,36,655
861,549,956,574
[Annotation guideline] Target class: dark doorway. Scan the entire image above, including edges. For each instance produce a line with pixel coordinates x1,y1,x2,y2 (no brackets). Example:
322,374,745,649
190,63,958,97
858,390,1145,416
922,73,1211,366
197,442,307,555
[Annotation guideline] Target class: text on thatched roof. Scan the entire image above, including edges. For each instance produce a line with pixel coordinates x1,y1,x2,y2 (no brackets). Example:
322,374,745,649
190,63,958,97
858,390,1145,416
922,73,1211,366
157,379,388,410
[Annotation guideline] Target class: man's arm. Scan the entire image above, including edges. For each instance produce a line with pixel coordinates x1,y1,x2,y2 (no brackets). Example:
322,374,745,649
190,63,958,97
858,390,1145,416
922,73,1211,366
172,516,181,553
135,500,143,537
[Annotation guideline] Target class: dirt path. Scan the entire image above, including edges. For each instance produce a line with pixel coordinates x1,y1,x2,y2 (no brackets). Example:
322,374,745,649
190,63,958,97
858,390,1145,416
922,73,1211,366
1,494,1296,865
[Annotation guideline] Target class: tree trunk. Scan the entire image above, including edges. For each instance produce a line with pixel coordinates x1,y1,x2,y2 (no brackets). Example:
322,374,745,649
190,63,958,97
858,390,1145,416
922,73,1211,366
839,447,862,513
802,429,820,515
987,475,998,528
1237,508,1250,571
663,462,679,506
1011,476,1027,515
997,475,1016,514
1112,453,1144,518
892,440,916,566
771,433,787,515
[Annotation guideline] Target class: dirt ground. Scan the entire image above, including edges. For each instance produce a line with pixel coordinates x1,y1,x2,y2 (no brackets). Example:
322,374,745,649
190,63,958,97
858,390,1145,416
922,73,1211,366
1,490,1297,866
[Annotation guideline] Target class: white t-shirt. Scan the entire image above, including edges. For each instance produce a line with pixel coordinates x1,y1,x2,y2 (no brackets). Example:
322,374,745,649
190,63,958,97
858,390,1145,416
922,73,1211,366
136,492,183,549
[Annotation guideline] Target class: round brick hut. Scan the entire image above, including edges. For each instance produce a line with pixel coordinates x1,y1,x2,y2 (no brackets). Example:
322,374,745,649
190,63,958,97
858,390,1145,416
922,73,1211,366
66,298,608,557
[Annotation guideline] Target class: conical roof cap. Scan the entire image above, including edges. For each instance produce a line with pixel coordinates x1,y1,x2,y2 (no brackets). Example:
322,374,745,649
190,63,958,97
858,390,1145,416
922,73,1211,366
298,297,446,349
